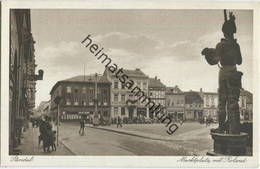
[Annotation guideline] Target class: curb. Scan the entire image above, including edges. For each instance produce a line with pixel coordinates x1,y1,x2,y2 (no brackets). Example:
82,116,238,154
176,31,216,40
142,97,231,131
86,126,186,142
58,140,77,155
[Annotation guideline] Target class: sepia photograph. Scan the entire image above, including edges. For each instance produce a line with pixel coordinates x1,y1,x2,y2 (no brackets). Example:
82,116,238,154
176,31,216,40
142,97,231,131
1,0,259,167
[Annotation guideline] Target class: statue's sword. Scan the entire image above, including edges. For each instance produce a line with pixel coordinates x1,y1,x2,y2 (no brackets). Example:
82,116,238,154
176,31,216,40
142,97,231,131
224,9,228,22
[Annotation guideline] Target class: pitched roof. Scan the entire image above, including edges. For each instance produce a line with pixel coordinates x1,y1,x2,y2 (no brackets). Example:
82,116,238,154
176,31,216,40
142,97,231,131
123,68,149,78
50,74,110,95
184,91,203,104
62,74,110,83
148,78,166,88
105,68,148,78
166,86,183,94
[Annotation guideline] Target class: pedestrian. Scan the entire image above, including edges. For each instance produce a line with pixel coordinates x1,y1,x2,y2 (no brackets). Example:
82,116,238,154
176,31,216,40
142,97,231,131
51,130,57,151
79,118,85,136
40,116,53,152
179,119,183,125
117,116,122,128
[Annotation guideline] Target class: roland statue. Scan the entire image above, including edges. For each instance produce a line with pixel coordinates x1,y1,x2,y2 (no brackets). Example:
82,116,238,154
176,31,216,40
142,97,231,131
201,10,243,135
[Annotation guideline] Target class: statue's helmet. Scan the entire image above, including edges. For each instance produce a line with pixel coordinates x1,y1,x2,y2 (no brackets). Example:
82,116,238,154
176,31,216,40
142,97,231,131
222,12,236,35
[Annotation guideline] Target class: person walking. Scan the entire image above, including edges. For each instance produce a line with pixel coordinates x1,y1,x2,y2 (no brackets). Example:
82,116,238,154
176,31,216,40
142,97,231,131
79,118,85,136
117,116,122,128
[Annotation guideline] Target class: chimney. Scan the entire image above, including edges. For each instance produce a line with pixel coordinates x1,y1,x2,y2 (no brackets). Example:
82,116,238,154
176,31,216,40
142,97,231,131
155,76,157,80
200,88,203,93
136,68,140,71
158,79,160,82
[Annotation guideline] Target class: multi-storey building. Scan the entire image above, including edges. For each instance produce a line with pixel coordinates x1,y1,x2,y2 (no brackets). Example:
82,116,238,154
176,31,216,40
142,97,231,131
50,74,111,123
199,88,253,121
9,9,43,154
239,90,253,121
35,100,51,117
184,91,204,121
104,68,149,121
148,77,166,118
165,86,185,121
199,88,218,120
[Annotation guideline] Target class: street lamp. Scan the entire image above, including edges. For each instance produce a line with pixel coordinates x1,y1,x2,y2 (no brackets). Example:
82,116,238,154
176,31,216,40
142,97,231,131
54,96,62,147
93,73,99,126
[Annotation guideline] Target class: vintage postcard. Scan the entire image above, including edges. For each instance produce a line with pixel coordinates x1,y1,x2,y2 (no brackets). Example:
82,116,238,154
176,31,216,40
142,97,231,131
0,0,259,167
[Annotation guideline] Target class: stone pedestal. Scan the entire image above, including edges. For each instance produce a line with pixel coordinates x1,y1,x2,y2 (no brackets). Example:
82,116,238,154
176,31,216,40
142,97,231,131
207,128,248,156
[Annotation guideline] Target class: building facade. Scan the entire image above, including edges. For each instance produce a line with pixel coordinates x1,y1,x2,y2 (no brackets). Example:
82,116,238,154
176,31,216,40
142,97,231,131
9,9,43,155
104,68,149,122
34,100,51,117
165,86,185,121
239,90,253,121
184,91,204,121
148,77,166,119
199,88,218,120
50,75,111,124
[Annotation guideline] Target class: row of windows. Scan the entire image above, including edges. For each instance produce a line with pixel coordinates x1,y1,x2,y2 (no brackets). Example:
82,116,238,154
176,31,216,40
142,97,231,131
112,94,150,105
114,107,126,116
153,99,165,106
149,91,165,98
187,104,202,108
113,81,148,90
66,86,108,95
113,93,126,102
167,100,184,107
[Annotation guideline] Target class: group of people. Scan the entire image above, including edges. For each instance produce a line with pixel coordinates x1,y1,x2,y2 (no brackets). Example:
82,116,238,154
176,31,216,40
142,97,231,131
38,116,57,152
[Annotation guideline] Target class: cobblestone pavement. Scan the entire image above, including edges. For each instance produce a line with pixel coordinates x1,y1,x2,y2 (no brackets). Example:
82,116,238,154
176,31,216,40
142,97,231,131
59,122,217,155
89,122,218,141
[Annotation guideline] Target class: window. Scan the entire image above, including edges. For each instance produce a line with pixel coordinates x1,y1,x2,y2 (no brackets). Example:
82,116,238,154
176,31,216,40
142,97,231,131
74,101,79,106
167,100,170,106
83,101,87,106
114,107,118,114
66,86,71,93
114,94,119,102
206,97,209,106
121,83,125,89
121,107,125,115
103,111,108,116
114,81,118,89
89,88,94,98
82,87,86,94
143,82,147,89
75,88,79,94
121,94,125,102
66,101,71,105
103,97,108,105
211,97,214,105
171,102,174,106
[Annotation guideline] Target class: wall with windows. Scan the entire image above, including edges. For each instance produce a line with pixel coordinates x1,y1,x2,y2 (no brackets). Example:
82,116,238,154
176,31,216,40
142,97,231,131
59,82,110,107
203,94,218,108
166,94,185,108
50,81,111,122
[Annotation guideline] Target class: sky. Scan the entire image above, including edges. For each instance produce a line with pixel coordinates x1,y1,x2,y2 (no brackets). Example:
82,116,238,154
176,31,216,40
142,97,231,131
31,9,253,107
